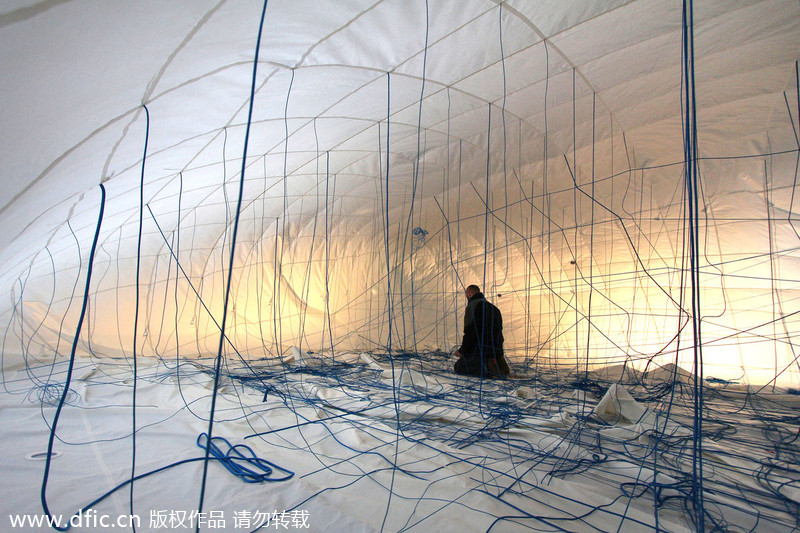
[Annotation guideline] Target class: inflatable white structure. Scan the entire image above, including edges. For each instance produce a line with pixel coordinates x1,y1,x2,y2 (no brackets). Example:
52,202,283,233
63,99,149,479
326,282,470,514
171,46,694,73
1,1,798,531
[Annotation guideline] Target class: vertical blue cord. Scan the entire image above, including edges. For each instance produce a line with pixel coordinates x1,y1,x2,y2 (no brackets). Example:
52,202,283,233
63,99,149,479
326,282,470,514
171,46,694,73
682,0,705,529
277,68,295,358
572,67,579,377
40,183,107,531
385,72,392,355
587,93,595,373
130,104,149,530
273,217,280,351
196,1,269,527
379,70,396,533
324,151,335,358
495,2,510,293
484,102,491,290
397,0,429,352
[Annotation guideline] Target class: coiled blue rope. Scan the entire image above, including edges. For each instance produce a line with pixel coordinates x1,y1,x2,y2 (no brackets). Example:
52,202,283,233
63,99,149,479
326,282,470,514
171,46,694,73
197,433,294,483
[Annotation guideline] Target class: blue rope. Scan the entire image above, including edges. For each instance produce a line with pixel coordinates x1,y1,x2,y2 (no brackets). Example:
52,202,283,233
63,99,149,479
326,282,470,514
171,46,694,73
37,432,292,531
196,433,294,483
130,102,149,532
681,0,706,529
197,0,270,525
40,183,107,531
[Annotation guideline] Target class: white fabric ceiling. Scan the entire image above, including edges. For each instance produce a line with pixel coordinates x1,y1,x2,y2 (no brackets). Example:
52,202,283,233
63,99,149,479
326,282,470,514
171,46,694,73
1,0,799,386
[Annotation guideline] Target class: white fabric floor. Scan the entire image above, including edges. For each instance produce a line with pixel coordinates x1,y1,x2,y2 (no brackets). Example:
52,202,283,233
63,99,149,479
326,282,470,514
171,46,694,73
1,350,798,532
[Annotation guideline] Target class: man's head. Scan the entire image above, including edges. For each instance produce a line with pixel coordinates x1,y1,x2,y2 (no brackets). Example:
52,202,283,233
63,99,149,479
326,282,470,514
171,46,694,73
465,284,481,298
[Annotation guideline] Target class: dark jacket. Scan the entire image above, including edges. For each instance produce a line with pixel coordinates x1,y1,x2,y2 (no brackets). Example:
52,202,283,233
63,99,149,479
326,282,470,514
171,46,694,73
460,292,504,360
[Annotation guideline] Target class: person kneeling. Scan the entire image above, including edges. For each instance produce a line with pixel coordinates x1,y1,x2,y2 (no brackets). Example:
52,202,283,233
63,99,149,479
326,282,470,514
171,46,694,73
453,284,510,379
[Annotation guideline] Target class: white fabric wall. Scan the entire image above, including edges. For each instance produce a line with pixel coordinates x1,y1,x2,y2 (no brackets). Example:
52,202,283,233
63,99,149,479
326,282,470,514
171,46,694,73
1,0,799,386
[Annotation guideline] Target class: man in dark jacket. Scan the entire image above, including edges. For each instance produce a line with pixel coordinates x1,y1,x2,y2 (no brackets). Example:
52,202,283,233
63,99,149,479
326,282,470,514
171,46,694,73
453,284,510,378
